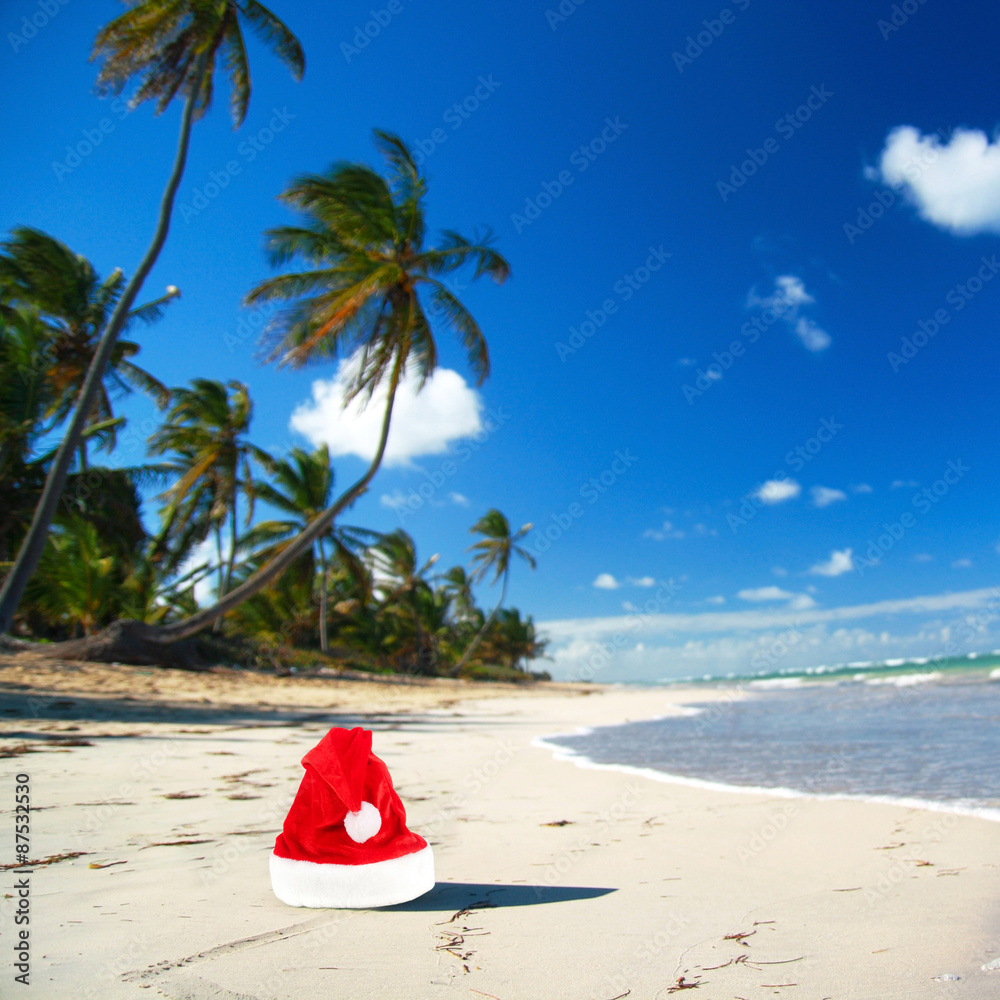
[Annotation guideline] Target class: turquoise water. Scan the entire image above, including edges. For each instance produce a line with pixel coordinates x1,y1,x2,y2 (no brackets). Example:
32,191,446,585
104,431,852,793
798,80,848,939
547,656,1000,818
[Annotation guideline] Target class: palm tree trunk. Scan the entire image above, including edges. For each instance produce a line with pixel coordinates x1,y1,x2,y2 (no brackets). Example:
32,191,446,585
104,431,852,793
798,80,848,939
317,539,329,654
454,569,508,673
151,347,407,643
0,52,208,635
217,488,240,633
212,523,225,635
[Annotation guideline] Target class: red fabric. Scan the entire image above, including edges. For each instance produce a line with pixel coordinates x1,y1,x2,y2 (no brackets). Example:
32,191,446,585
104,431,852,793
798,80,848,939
273,727,428,866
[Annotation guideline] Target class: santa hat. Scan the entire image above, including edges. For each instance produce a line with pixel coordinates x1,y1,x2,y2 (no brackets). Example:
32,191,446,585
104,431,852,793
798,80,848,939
269,726,434,908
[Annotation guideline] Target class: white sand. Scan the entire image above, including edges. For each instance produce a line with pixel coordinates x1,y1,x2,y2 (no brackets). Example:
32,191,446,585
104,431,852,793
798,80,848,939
2,662,999,998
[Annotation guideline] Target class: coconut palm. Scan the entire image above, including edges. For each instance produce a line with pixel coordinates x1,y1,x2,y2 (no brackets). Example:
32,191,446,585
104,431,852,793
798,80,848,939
237,445,374,652
117,130,506,649
440,565,479,624
148,379,271,627
369,530,440,674
0,308,55,565
0,227,173,468
478,608,548,673
25,132,507,664
0,0,304,633
454,509,535,672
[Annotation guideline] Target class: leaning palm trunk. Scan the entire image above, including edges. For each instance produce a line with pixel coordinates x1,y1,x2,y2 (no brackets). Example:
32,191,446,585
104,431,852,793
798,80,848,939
0,54,208,635
317,541,329,654
453,570,508,674
33,352,405,664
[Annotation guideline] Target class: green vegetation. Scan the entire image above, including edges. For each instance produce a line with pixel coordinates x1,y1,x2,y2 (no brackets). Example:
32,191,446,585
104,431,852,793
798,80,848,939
0,2,547,680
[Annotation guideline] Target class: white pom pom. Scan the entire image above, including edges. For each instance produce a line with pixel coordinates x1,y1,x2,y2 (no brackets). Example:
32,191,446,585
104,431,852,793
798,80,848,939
344,801,381,843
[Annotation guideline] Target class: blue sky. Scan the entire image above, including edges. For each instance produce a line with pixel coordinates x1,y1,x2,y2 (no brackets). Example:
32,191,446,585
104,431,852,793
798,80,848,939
5,0,1000,681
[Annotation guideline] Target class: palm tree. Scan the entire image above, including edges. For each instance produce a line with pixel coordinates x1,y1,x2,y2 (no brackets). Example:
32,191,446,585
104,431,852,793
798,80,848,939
440,565,479,624
26,131,508,664
0,308,55,565
454,509,535,672
0,0,304,634
103,130,507,650
369,529,440,673
478,608,549,673
148,379,271,628
0,227,173,469
237,445,374,652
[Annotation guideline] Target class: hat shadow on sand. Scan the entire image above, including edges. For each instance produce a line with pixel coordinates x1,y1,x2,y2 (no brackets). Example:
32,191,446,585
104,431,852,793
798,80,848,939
383,882,616,911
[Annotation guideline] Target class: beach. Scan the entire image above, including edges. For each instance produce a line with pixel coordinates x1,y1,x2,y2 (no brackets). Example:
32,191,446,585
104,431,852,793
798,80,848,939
2,656,999,999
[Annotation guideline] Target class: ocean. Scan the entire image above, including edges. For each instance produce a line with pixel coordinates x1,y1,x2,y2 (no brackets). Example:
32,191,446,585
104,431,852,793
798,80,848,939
540,652,1000,821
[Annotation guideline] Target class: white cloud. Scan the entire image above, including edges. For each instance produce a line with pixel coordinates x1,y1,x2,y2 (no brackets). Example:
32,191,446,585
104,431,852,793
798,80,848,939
891,479,918,490
952,558,973,569
593,573,621,590
876,126,1000,235
850,483,873,494
628,576,656,587
380,488,468,511
738,586,795,602
810,485,847,508
772,566,788,577
754,479,801,504
644,520,685,541
676,357,697,366
380,490,409,510
748,275,831,352
788,593,818,610
706,595,726,605
290,357,483,466
794,317,832,352
809,548,854,577
539,585,1000,682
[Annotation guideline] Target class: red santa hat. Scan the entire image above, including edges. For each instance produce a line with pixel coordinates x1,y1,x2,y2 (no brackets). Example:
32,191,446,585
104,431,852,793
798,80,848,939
270,726,434,908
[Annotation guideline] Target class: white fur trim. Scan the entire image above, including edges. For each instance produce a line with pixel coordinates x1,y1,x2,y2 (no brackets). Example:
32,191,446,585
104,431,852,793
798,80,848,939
344,801,381,843
269,845,434,908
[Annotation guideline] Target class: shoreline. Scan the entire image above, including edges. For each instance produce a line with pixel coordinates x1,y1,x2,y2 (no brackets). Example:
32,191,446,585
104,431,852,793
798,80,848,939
2,656,999,997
